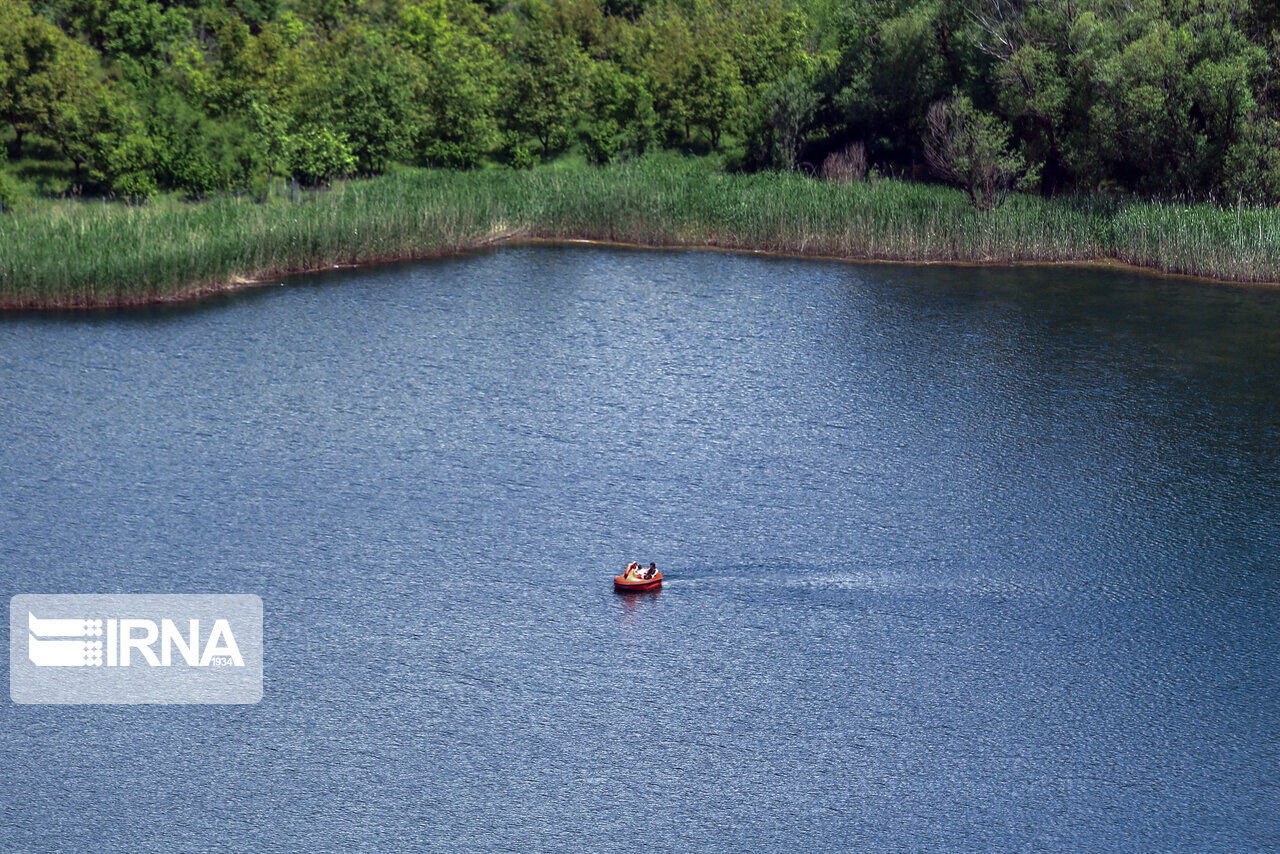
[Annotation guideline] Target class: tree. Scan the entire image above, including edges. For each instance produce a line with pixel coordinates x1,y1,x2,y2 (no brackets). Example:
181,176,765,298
143,90,269,196
977,0,1276,200
500,0,587,158
639,2,745,148
0,3,158,192
993,43,1068,194
47,73,123,180
325,37,420,174
92,124,159,202
745,68,818,170
924,95,1027,209
582,60,655,162
397,0,499,167
0,1,95,160
99,0,184,77
865,2,952,166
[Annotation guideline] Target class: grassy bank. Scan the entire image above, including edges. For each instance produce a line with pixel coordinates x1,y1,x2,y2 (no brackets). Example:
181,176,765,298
2,155,1279,308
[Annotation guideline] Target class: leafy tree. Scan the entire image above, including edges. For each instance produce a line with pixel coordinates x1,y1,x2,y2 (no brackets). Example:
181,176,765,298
8,0,1280,207
229,0,281,33
745,68,818,170
92,125,160,202
99,0,185,76
0,1,96,159
727,0,806,90
324,36,421,173
582,60,655,162
47,73,124,180
924,95,1028,209
292,0,369,36
143,90,268,196
500,0,588,157
1220,115,1280,204
397,0,499,167
866,2,951,165
640,2,745,147
979,0,1276,200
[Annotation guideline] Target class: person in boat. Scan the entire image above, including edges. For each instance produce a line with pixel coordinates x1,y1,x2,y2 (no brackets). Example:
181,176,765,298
645,562,657,579
626,562,641,579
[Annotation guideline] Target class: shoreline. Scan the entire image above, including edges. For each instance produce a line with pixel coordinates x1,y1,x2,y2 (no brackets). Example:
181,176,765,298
4,234,1275,312
7,159,1280,310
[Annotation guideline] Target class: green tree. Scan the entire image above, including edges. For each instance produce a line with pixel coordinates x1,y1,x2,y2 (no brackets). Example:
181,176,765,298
582,60,655,162
924,94,1028,209
99,0,184,76
397,0,499,167
979,0,1275,199
640,2,745,148
744,68,818,170
867,2,951,165
728,0,806,90
143,89,268,196
324,36,421,173
47,74,125,180
92,125,159,202
500,0,587,158
0,1,96,159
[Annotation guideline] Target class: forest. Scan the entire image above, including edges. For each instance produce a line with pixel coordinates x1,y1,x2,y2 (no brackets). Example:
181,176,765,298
3,0,1280,209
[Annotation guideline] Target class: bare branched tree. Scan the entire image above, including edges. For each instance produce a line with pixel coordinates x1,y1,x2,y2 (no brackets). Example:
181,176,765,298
821,142,868,184
969,0,1029,61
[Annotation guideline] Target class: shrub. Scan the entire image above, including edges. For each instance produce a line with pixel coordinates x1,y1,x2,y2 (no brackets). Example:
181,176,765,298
287,126,356,186
582,119,622,165
506,142,537,170
0,169,20,212
112,170,158,204
248,172,272,203
821,142,868,184
420,140,483,170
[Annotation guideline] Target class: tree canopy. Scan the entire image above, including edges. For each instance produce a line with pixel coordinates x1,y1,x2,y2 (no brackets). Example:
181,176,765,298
4,0,1280,204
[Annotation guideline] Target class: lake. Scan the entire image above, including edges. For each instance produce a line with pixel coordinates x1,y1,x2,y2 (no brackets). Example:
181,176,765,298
1,245,1278,850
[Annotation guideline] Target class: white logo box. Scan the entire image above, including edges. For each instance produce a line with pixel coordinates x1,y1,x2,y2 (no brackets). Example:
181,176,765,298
11,594,262,704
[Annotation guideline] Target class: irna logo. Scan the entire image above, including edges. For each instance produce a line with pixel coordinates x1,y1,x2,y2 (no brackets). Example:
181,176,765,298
11,594,262,704
28,612,245,668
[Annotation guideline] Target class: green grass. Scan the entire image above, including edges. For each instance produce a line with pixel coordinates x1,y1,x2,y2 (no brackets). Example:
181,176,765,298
2,154,1278,308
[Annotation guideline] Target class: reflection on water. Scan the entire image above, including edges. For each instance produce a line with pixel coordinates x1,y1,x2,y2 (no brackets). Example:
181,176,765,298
614,588,663,626
1,246,1278,851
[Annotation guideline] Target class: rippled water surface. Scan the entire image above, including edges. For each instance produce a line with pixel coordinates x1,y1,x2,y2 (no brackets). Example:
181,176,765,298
2,246,1278,851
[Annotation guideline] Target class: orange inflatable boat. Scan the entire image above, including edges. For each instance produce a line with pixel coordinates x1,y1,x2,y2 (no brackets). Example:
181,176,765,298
613,571,662,593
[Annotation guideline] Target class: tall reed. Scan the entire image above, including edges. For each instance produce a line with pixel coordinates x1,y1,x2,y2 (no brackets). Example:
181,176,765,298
2,155,1277,308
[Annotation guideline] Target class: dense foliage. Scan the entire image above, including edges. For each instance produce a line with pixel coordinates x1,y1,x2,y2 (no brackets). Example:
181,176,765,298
3,0,1280,205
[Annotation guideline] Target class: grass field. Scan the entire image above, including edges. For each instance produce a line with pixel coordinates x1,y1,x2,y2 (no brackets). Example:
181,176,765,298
3,155,1279,308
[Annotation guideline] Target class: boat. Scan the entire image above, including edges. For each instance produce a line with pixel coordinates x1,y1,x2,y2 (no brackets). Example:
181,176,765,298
613,571,662,593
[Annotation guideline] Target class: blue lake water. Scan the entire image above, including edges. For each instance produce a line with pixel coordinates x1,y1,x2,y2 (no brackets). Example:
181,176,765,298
1,245,1278,851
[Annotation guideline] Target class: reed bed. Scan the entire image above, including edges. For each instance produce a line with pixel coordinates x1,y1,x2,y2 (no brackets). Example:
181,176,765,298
2,155,1277,308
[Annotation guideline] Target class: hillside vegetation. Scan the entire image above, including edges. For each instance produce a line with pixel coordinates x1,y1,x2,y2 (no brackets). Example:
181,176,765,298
3,0,1280,204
